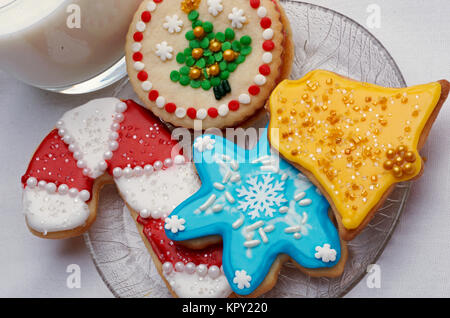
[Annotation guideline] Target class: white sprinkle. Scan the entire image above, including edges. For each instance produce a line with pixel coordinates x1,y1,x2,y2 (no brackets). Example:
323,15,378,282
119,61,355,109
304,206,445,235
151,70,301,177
230,174,241,183
238,94,251,104
262,52,272,64
132,42,142,52
244,240,261,248
254,74,267,86
262,28,274,40
200,194,216,211
212,205,223,213
294,192,307,201
299,198,312,206
281,173,288,181
156,96,166,108
257,6,267,17
225,191,235,204
264,224,275,233
279,206,289,213
136,21,146,32
218,104,229,117
302,212,308,224
232,218,244,229
293,233,302,239
213,182,225,191
222,171,232,183
245,221,264,232
285,226,302,233
231,161,239,171
259,228,269,243
141,81,152,91
147,1,156,11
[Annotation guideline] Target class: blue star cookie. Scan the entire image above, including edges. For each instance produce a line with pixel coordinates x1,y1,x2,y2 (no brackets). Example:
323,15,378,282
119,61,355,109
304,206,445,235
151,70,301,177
165,128,342,296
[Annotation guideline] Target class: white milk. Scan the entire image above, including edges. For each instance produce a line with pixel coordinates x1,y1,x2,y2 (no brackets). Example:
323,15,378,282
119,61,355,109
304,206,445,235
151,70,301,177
0,0,142,88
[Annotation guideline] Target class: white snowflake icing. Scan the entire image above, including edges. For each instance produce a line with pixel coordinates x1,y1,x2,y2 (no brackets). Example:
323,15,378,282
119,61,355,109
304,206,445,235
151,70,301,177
165,215,186,233
233,270,251,289
207,0,223,17
194,136,216,152
314,244,337,263
236,175,287,219
163,15,183,33
155,41,174,62
228,7,246,29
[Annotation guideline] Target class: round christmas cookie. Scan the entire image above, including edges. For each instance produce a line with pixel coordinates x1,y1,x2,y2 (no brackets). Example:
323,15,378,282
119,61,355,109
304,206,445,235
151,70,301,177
125,0,293,129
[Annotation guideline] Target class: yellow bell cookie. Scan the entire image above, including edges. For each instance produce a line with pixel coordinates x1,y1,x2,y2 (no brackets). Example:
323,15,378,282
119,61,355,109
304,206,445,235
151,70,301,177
268,70,449,240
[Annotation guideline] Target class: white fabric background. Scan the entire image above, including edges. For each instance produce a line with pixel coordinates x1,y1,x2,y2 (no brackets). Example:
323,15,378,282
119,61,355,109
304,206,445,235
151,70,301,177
0,0,449,297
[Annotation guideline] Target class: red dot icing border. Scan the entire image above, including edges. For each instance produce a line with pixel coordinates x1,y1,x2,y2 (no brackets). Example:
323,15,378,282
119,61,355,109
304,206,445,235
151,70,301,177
129,0,278,121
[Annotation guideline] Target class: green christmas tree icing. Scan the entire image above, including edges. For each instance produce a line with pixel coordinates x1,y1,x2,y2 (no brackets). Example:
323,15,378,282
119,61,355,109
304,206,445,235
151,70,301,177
170,10,252,101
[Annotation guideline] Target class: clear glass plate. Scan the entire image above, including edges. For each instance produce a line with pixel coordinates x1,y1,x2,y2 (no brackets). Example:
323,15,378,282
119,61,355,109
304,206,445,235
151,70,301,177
84,0,409,298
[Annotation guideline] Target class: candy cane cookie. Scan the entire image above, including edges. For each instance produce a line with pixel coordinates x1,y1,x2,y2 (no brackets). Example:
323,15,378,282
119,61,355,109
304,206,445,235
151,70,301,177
21,98,232,298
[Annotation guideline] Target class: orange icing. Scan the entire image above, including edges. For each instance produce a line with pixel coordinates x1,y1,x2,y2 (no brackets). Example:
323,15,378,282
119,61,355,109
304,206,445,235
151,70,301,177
268,70,442,230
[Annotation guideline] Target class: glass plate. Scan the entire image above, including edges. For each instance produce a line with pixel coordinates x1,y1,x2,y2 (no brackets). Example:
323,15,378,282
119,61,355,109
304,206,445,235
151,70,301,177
84,0,409,298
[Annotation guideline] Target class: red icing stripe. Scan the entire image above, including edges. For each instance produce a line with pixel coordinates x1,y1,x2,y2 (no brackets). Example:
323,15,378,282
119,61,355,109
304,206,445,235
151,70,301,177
107,100,180,171
21,129,93,192
138,217,222,267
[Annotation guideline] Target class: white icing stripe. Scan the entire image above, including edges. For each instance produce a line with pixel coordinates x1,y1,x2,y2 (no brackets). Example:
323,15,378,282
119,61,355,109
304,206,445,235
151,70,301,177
59,98,121,179
115,164,200,220
23,186,90,234
162,263,231,298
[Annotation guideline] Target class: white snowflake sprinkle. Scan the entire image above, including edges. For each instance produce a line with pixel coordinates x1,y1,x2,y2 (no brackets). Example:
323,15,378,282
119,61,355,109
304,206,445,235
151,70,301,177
207,0,223,16
314,244,337,263
194,136,216,152
163,15,183,34
228,7,246,29
164,215,186,234
236,175,287,219
233,270,251,289
155,41,174,61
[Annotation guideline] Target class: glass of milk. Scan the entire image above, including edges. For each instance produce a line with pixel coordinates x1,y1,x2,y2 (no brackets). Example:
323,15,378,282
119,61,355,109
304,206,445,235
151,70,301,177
0,0,142,94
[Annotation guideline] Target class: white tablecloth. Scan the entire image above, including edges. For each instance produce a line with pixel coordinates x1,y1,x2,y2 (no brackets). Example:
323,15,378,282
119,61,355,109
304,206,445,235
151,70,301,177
1,0,449,297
